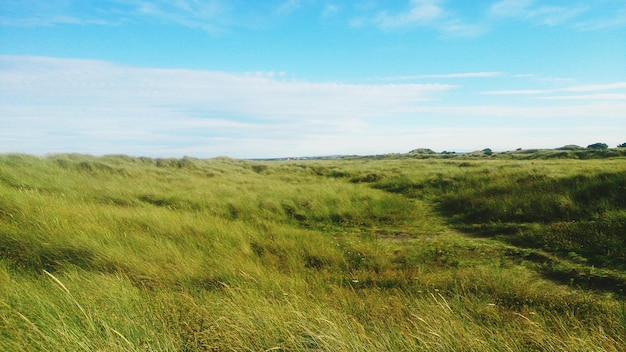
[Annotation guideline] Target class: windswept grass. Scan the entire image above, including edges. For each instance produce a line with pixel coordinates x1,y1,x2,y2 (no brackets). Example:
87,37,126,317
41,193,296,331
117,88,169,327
1,153,625,351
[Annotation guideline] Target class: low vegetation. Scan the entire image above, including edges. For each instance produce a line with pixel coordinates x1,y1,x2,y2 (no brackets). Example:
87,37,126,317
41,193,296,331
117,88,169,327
1,149,625,351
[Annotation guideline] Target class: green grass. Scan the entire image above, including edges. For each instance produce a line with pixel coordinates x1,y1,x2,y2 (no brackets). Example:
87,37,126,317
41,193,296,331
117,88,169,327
1,152,625,351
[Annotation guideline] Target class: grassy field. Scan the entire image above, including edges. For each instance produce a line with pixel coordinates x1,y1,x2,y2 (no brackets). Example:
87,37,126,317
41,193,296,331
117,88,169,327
1,150,625,351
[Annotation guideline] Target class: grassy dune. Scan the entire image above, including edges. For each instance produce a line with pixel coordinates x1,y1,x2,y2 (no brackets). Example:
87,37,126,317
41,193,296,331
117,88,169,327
1,152,625,351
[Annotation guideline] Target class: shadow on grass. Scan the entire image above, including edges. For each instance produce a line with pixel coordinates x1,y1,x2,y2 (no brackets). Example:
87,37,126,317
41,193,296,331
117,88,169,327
368,168,626,296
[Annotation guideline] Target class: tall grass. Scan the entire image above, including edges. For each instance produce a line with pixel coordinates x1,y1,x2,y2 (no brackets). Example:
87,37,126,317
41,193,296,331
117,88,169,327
1,153,625,350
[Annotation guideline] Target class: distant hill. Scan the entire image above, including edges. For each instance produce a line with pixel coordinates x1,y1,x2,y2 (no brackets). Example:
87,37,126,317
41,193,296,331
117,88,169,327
261,146,626,162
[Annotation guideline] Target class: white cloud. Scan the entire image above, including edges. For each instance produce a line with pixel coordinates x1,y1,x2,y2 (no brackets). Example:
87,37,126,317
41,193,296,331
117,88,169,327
0,0,231,32
322,4,339,17
276,0,303,14
564,82,626,92
0,0,114,27
573,8,626,30
349,0,620,36
489,0,588,26
538,94,626,101
482,82,626,96
438,19,490,37
373,0,444,29
2,56,624,158
412,103,626,119
0,56,454,118
130,0,232,33
489,0,533,18
0,56,458,157
360,0,486,37
3,0,623,36
482,89,546,95
0,15,111,27
387,72,503,80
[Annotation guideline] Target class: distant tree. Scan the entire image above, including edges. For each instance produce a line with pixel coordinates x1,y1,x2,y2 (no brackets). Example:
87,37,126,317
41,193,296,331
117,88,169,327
409,148,436,154
587,142,609,150
482,148,493,155
618,142,626,148
557,145,584,151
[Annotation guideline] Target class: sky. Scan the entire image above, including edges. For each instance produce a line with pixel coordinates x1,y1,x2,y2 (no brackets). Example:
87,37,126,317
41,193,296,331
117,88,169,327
1,0,625,158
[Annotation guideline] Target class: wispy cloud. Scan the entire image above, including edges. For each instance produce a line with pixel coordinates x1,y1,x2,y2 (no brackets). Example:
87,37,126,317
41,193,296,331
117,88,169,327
482,89,545,95
564,83,626,92
538,94,626,101
0,0,239,33
0,0,114,27
387,72,503,80
123,0,234,33
489,0,533,18
412,102,626,119
275,0,307,15
573,7,626,30
3,55,624,157
322,4,340,17
489,0,588,26
353,0,621,36
438,19,489,37
353,0,487,37
482,82,626,96
3,0,621,36
373,0,444,29
0,55,459,157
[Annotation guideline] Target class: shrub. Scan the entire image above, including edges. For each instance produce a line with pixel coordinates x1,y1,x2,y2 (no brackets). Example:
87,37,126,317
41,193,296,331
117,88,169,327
409,148,436,154
587,142,608,150
557,145,584,151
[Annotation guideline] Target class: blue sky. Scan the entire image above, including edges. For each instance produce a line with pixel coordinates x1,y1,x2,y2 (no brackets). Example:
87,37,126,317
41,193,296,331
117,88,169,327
1,0,625,158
